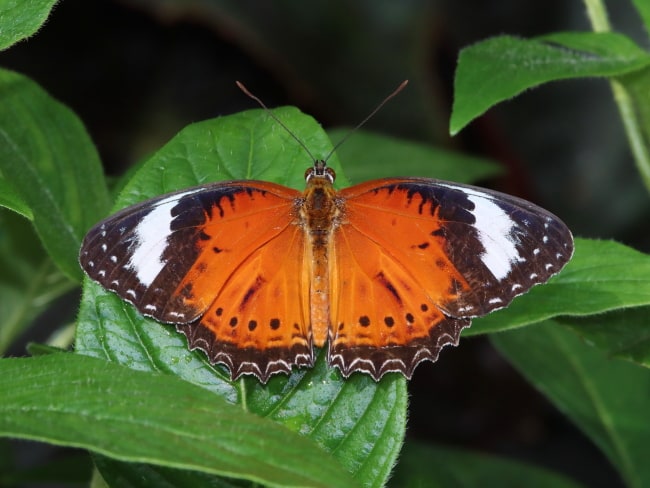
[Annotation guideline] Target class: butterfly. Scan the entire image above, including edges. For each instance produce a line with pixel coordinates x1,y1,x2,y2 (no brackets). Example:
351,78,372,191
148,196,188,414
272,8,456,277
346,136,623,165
79,153,574,383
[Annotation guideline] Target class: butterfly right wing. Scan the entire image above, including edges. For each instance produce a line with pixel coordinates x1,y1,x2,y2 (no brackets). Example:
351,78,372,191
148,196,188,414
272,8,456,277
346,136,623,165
328,177,573,379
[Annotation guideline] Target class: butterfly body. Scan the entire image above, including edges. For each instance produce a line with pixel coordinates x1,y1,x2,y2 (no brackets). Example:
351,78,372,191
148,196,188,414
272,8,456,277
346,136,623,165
299,161,340,347
80,160,573,382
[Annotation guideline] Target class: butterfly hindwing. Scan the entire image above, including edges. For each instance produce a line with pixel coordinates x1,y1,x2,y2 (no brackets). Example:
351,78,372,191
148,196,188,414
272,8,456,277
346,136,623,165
328,178,573,378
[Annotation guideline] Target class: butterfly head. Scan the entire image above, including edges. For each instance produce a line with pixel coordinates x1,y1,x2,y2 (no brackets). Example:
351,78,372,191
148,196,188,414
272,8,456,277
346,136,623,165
305,160,336,184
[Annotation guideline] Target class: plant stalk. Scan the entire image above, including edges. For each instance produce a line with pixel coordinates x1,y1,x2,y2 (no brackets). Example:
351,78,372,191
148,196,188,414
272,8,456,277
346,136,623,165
583,0,650,192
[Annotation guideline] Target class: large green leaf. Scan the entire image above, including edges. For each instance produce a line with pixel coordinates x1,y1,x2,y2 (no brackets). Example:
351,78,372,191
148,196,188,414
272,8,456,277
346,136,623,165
0,354,358,488
468,239,650,336
0,0,58,50
493,322,650,488
111,107,347,202
0,69,110,280
76,108,407,487
451,32,650,134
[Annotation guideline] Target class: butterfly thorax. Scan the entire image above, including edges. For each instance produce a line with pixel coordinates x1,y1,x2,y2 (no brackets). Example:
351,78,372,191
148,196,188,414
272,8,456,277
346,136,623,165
299,164,342,346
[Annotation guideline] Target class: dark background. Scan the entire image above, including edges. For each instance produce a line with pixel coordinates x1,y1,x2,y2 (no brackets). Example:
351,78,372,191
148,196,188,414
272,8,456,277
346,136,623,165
3,1,649,486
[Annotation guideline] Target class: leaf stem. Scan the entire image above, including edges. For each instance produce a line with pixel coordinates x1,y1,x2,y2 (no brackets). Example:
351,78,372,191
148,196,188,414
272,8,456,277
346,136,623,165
583,0,650,192
239,377,248,412
583,0,611,32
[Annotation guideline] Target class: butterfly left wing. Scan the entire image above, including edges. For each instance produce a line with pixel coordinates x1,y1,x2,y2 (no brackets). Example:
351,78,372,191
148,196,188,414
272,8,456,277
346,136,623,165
80,181,313,382
329,178,573,379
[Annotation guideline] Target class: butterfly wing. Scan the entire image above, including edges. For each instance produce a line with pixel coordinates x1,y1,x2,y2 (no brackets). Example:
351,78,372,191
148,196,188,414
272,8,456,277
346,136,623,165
329,178,573,379
80,181,312,382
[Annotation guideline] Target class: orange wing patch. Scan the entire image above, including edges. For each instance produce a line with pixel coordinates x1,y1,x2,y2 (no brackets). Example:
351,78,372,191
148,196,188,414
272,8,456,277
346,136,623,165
329,183,472,379
178,220,313,380
164,183,301,320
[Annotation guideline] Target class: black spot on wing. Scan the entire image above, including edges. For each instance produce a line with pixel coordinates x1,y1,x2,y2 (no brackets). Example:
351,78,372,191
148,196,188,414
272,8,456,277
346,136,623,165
176,317,313,383
328,314,471,380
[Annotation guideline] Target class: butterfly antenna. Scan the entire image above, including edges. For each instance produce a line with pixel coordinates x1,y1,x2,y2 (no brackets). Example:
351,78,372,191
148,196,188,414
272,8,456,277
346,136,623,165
323,79,409,162
236,81,318,162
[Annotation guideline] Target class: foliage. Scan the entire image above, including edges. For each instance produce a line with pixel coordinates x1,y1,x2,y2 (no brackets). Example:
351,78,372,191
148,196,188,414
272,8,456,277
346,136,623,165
1,1,650,487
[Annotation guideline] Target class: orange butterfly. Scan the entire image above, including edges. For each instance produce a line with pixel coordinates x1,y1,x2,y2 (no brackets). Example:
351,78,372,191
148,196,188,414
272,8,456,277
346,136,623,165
79,156,573,383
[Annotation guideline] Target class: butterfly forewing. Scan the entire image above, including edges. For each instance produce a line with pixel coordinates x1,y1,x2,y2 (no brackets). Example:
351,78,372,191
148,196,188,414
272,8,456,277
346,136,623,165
80,186,217,323
340,178,573,314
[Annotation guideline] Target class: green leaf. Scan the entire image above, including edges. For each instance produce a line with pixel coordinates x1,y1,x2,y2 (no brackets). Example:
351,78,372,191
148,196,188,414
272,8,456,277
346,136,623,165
0,173,32,219
0,354,358,488
561,306,650,368
93,455,247,488
631,0,650,34
493,322,650,488
78,281,406,487
451,32,650,134
0,209,75,355
0,0,58,50
468,239,650,336
76,108,406,487
618,64,650,191
0,69,110,280
390,440,582,488
327,128,501,184
111,107,347,205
